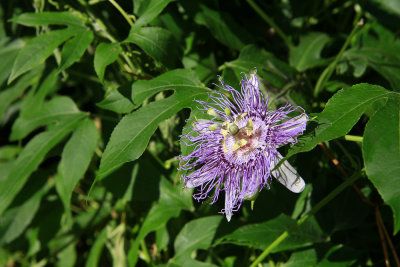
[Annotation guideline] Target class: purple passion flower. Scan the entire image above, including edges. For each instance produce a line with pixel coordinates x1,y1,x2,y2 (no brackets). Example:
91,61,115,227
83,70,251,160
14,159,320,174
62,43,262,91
179,72,308,221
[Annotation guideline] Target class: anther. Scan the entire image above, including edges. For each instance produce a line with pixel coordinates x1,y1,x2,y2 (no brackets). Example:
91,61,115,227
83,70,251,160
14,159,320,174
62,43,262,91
224,108,231,116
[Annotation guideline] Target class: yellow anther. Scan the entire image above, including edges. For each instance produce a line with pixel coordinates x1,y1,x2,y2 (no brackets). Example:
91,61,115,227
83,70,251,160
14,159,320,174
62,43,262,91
223,140,228,153
228,123,239,135
220,128,228,137
239,139,248,146
224,107,231,116
246,118,253,136
231,143,240,151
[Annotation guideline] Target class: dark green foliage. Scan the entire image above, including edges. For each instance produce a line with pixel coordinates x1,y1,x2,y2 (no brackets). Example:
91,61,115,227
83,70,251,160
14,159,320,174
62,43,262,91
0,0,399,266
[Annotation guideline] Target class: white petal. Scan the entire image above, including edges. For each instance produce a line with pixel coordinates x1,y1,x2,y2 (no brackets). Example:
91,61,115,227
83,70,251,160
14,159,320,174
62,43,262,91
271,152,305,193
224,189,234,222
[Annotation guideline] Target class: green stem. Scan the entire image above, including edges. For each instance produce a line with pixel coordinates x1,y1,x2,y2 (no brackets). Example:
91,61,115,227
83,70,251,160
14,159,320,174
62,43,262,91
108,0,135,27
313,10,363,96
343,135,363,142
246,0,292,47
250,172,361,267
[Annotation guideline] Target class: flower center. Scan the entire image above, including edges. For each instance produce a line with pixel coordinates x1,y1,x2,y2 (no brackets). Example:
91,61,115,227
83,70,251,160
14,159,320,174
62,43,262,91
223,115,267,164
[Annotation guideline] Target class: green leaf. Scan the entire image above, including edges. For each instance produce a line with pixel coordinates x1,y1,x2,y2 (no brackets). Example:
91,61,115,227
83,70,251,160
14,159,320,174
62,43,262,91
286,84,392,158
0,39,24,85
0,66,43,117
8,28,75,83
56,242,76,267
96,85,135,114
10,96,81,141
11,11,85,28
289,32,331,72
0,181,51,245
0,114,85,215
97,69,209,179
169,216,222,267
224,45,295,88
94,42,121,83
128,177,193,266
363,93,400,234
220,214,324,252
194,5,249,50
126,27,181,69
58,29,94,72
0,146,21,161
134,0,175,28
344,47,400,90
56,119,98,219
85,227,108,267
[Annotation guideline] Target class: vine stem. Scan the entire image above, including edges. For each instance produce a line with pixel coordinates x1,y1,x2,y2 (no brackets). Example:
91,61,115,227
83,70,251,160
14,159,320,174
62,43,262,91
313,10,363,96
108,0,135,27
343,135,363,142
246,0,292,47
249,172,361,267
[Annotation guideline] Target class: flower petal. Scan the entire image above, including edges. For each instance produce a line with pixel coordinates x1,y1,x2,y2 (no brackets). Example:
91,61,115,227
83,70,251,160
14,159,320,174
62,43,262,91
279,113,308,137
271,152,305,193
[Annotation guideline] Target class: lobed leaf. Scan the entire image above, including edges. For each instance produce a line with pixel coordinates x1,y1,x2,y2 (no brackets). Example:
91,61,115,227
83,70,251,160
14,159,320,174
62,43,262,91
97,69,209,179
289,32,331,72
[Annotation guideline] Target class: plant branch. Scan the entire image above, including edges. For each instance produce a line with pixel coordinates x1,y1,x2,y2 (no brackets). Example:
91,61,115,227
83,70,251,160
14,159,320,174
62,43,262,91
314,10,363,96
108,0,135,27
